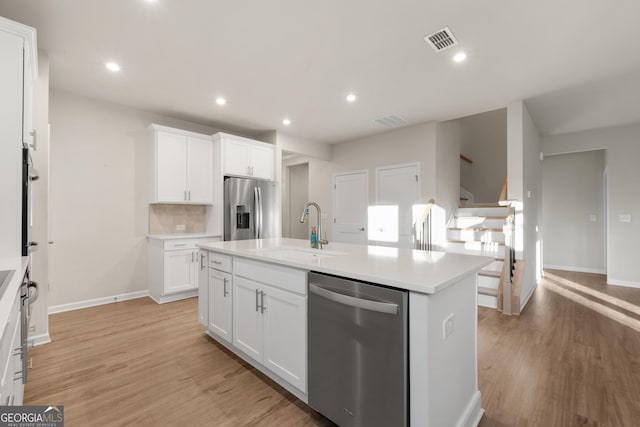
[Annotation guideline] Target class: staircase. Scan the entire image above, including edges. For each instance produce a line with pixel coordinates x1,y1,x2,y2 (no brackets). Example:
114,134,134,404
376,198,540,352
444,203,518,310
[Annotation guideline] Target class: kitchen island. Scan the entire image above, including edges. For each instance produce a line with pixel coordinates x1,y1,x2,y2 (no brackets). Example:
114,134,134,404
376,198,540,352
197,238,492,427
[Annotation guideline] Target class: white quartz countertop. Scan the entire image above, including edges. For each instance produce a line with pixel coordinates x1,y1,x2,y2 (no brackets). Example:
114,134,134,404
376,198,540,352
147,233,222,241
0,256,29,332
197,238,493,294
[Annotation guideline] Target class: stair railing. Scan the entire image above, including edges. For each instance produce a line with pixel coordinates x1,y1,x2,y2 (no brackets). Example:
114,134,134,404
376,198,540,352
501,207,516,314
414,198,436,251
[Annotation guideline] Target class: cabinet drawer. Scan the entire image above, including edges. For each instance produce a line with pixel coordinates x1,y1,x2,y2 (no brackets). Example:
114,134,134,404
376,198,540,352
163,237,217,251
209,252,232,273
234,258,307,295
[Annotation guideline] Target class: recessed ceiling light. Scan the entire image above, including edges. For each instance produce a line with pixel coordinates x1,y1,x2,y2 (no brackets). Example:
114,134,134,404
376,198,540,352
105,62,121,72
282,118,291,126
453,52,467,63
215,97,227,106
346,93,357,103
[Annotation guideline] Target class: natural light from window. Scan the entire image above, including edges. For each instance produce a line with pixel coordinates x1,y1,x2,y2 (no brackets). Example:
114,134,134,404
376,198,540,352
368,205,398,242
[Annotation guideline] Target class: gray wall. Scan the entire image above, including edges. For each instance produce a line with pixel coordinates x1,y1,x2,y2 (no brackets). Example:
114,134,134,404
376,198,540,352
542,122,640,287
458,109,507,203
542,150,605,273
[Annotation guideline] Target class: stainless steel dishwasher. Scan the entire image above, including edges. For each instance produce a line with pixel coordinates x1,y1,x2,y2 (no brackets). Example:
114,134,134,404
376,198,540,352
308,272,408,427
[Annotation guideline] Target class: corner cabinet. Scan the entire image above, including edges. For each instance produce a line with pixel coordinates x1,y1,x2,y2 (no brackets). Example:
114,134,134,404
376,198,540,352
147,235,221,304
199,251,307,397
148,125,213,204
214,132,275,181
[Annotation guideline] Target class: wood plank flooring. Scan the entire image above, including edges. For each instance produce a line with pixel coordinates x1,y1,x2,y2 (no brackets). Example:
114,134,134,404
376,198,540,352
25,269,640,426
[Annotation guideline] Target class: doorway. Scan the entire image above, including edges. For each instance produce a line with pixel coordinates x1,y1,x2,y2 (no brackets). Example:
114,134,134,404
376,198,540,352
374,162,420,248
333,170,368,245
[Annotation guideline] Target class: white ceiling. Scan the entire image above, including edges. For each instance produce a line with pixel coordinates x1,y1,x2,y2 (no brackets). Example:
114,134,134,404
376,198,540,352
1,0,640,143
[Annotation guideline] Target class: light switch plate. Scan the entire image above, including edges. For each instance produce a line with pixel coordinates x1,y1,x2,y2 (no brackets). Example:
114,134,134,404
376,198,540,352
619,214,632,223
443,313,454,340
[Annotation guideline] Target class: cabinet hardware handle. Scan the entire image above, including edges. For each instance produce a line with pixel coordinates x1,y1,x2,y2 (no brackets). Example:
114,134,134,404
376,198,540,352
14,371,23,381
223,277,229,297
211,260,222,264
173,243,187,247
260,291,266,313
13,347,23,356
184,190,187,201
188,190,191,201
255,289,259,312
200,253,205,270
359,227,365,231
6,395,14,406
192,252,195,263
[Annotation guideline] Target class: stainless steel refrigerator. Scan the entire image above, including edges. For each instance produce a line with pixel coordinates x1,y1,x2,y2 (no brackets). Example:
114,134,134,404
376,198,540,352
224,177,281,241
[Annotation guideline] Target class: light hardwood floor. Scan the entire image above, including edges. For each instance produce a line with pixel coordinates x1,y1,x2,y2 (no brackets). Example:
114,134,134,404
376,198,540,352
26,270,640,426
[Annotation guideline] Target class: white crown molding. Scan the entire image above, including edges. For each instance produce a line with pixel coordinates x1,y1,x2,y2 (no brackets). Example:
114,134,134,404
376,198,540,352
0,16,38,80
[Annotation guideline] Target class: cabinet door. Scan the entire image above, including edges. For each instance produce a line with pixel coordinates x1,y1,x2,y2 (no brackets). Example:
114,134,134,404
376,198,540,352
262,285,307,392
249,144,274,180
223,139,249,177
232,277,262,363
156,132,187,202
197,251,208,326
187,137,213,203
208,269,233,343
163,249,195,294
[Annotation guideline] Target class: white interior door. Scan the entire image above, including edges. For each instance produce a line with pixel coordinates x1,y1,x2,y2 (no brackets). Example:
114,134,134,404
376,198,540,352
333,171,368,245
375,163,419,248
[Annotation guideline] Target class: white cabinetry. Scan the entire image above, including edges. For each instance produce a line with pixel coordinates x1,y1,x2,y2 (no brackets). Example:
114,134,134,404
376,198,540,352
0,291,22,406
0,17,37,258
232,258,307,393
214,132,275,180
197,251,208,326
207,253,233,343
149,125,213,204
147,235,221,303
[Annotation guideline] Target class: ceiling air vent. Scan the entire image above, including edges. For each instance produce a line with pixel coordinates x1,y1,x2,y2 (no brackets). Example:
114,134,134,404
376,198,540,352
374,114,409,129
424,27,458,52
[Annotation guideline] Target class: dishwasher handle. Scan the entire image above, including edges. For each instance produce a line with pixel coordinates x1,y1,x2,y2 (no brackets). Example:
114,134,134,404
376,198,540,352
309,283,399,315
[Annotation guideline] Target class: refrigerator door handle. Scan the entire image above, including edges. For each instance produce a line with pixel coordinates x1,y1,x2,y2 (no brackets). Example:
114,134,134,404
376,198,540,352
254,187,260,238
257,187,263,239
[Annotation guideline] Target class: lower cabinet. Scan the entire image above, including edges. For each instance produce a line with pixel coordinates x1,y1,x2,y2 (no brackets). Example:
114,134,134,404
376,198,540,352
148,236,221,304
199,251,307,394
208,268,232,342
232,276,307,393
1,291,23,406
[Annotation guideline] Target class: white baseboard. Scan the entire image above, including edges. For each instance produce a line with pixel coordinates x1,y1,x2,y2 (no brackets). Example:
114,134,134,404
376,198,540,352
148,290,197,304
48,290,150,314
608,278,640,289
477,294,497,309
28,333,51,347
543,264,606,275
520,281,538,312
456,390,484,427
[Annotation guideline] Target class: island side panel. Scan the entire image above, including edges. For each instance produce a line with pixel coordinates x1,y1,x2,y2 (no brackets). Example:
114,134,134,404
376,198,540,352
409,273,483,427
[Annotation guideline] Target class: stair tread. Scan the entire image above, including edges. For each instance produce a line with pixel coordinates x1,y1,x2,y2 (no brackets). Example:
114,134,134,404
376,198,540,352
449,227,503,232
447,239,505,246
479,270,501,278
478,287,499,296
458,203,504,208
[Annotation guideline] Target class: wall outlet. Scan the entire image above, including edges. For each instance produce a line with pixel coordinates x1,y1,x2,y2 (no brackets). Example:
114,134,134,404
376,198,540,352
589,214,597,222
176,224,186,231
443,313,454,340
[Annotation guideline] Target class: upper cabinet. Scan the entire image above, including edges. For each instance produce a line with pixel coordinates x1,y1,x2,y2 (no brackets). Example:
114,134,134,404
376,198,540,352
148,124,213,204
214,132,275,181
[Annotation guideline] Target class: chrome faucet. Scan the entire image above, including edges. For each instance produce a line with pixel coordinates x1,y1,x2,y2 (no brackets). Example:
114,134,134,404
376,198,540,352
300,202,329,249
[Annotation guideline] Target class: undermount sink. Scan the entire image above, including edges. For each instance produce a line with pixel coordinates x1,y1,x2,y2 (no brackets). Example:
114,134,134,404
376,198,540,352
249,247,345,262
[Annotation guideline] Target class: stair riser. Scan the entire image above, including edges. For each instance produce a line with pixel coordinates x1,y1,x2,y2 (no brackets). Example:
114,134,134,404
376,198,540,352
478,274,500,290
456,207,511,217
478,294,498,309
453,217,505,229
446,241,504,254
447,230,505,244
